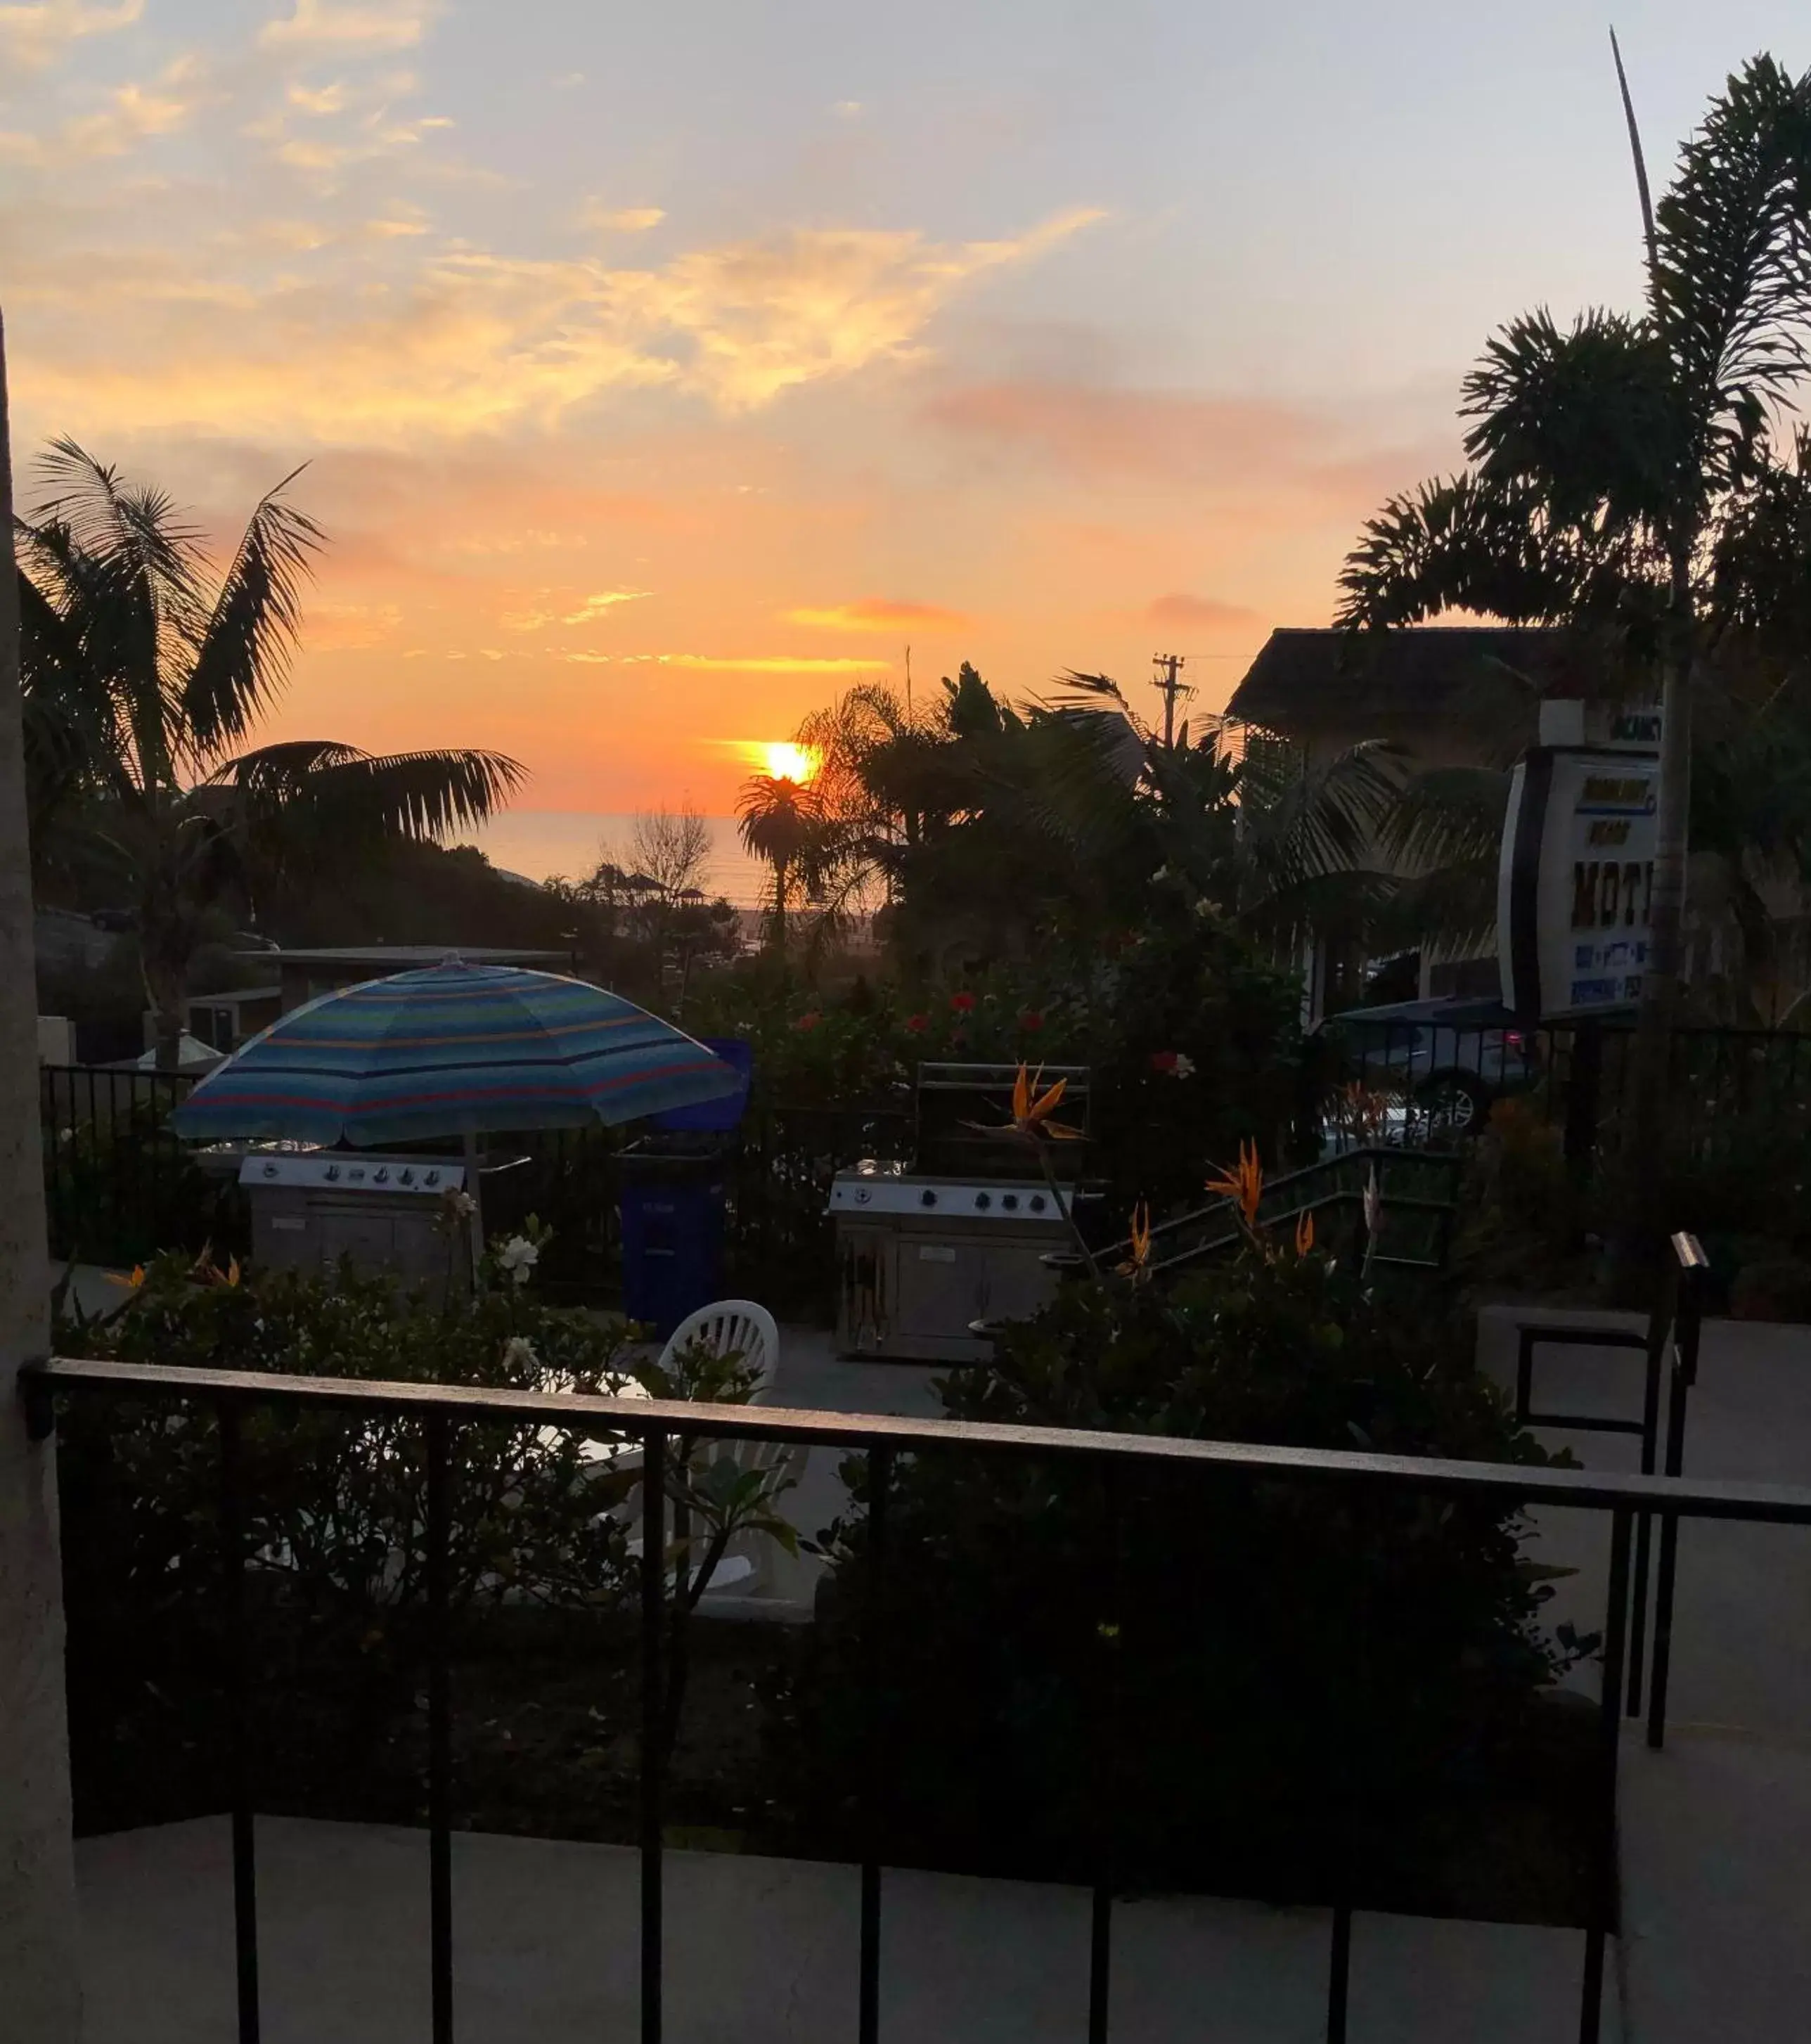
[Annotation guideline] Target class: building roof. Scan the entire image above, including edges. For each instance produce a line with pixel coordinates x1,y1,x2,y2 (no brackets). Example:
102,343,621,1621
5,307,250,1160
243,946,566,968
1225,626,1582,737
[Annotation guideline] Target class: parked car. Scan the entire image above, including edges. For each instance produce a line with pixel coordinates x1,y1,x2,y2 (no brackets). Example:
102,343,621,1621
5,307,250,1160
1319,996,1542,1136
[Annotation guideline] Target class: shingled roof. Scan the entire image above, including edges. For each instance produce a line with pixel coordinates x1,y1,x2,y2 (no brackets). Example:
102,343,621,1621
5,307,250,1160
1224,626,1585,737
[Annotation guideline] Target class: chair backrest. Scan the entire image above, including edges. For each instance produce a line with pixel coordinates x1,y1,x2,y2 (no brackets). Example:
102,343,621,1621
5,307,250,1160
656,1298,780,1401
653,1299,795,1591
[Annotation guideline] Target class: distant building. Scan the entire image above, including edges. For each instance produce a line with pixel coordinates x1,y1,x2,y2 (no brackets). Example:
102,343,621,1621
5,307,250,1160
1223,627,1580,1020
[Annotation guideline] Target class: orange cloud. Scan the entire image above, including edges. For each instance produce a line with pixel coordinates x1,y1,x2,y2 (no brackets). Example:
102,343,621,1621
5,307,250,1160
786,596,969,632
926,380,1317,485
1145,593,1260,631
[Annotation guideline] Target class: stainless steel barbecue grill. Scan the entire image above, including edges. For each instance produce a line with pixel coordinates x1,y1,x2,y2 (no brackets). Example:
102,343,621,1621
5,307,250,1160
832,1062,1091,1361
239,1151,470,1297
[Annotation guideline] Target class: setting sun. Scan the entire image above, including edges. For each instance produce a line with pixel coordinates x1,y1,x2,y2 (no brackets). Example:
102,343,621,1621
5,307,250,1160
759,742,820,784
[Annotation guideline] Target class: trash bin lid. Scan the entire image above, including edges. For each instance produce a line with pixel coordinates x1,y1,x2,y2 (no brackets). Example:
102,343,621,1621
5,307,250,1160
645,1037,752,1132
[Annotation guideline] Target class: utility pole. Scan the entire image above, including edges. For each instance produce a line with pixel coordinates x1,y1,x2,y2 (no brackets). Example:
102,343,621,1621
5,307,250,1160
903,643,913,721
1153,652,1190,750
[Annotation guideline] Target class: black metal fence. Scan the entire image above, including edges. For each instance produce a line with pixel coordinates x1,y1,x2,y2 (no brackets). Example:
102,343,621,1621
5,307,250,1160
1325,1017,1811,1172
40,1063,913,1311
43,1022,1811,1292
20,1250,1778,2044
39,1064,246,1271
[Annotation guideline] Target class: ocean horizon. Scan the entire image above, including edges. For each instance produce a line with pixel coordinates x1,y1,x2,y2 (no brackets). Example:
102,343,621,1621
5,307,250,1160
469,810,768,906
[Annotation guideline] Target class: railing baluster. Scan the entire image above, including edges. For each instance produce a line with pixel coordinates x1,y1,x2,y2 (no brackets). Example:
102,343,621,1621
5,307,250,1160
217,1395,261,2044
426,1410,454,2044
1327,1905,1352,2044
1087,1460,1122,2044
1626,1309,1667,1717
640,1425,668,2044
1579,1505,1632,2044
1648,1256,1704,1748
858,1443,894,2044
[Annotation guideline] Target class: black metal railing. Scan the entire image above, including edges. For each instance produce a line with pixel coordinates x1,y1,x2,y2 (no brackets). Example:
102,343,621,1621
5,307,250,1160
1077,1144,1462,1282
20,1308,1800,2044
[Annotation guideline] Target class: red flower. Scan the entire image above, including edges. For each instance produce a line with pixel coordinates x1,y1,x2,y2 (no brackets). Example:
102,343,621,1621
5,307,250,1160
1149,1049,1178,1074
794,1011,822,1032
1018,1009,1045,1033
904,1013,929,1034
949,991,977,1013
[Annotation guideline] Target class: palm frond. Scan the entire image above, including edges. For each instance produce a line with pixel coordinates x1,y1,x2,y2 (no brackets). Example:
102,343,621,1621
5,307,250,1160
1649,55,1811,458
181,469,324,767
1375,765,1511,870
216,742,525,840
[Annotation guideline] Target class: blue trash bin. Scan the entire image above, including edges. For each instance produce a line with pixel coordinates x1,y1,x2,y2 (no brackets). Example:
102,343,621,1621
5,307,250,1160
619,1148,730,1337
618,1038,751,1336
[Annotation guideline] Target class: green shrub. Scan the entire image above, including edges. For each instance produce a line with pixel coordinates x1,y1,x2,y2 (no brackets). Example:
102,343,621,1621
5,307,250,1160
1730,1254,1811,1322
767,1246,1578,1900
53,1249,645,1829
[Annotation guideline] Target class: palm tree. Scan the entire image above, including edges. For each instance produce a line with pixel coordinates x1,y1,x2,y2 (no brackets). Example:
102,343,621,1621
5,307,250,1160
1336,49,1811,1265
18,440,524,1062
735,771,821,954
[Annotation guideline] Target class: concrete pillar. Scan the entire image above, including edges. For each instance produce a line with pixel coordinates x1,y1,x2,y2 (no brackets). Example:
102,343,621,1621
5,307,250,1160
0,309,82,2038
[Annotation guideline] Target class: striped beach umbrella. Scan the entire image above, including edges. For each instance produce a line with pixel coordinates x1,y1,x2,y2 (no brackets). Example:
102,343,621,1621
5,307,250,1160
169,960,742,1147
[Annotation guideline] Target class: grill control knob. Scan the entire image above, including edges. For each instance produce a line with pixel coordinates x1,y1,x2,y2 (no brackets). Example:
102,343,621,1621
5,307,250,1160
1029,1193,1047,1212
920,1188,938,1207
399,1168,414,1185
1002,1193,1019,1211
974,1191,991,1210
262,1162,278,1178
424,1170,440,1186
324,1164,340,1182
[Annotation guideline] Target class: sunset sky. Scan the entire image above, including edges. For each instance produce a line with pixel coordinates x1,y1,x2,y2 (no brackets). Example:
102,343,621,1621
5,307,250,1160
4,0,1805,885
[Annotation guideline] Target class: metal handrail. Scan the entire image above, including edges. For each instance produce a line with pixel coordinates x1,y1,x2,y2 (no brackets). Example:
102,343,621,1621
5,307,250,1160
22,1327,1793,2044
23,1354,1805,1521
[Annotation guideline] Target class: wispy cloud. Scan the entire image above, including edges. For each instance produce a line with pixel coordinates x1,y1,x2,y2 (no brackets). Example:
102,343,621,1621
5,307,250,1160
786,596,968,632
607,654,893,674
0,52,206,165
578,198,666,234
1145,593,1259,631
259,0,438,53
563,590,652,622
11,210,1104,440
0,0,141,77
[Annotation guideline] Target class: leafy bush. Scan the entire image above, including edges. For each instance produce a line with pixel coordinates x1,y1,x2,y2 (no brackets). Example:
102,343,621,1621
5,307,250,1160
688,906,1308,1212
54,1248,645,1828
767,1245,1576,1901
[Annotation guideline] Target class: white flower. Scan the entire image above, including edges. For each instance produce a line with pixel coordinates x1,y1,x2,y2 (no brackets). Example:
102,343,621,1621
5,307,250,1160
1362,1167,1383,1241
501,1335,539,1370
497,1235,540,1285
1171,1052,1197,1079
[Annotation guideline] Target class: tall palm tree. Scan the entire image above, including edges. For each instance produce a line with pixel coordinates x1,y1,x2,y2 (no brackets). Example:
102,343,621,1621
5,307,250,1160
18,441,524,1062
735,771,820,954
1336,49,1811,1265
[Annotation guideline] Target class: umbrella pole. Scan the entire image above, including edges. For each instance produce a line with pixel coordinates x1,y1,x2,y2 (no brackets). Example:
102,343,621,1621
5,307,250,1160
463,1129,485,1282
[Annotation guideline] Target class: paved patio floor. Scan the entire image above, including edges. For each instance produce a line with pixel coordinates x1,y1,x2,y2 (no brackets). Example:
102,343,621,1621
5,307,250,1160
77,1813,1618,2044
1477,1304,1811,2043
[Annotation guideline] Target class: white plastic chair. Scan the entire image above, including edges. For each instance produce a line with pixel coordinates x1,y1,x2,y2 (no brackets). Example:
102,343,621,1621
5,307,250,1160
643,1299,797,1600
656,1299,780,1393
